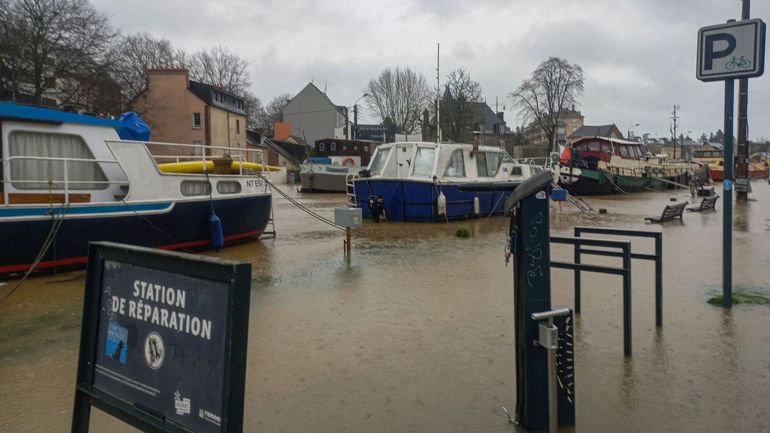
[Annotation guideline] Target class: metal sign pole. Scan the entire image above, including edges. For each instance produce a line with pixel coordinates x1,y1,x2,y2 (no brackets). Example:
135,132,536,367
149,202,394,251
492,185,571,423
723,79,734,307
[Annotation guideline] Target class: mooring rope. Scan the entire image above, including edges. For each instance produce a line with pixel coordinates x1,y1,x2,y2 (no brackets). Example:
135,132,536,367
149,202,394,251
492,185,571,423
261,176,346,232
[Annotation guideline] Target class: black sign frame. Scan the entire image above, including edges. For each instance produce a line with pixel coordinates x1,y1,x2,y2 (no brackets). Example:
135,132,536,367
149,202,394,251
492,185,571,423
71,242,251,433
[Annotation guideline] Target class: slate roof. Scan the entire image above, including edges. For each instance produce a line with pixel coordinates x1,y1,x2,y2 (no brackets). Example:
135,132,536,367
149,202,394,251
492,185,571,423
188,80,246,115
569,124,621,139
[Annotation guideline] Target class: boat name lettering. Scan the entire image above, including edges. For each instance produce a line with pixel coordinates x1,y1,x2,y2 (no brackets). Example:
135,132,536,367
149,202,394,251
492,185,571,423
245,179,265,188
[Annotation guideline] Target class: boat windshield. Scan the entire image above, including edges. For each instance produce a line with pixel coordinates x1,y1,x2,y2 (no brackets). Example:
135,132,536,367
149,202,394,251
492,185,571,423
369,147,391,175
443,149,466,177
477,152,503,177
412,147,435,177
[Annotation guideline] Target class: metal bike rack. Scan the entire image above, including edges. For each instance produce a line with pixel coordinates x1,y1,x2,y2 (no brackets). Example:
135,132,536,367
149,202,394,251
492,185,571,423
550,236,633,357
574,227,663,327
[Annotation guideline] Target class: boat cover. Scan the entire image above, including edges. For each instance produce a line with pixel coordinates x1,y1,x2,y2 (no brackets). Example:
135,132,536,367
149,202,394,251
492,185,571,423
117,112,150,141
306,157,332,164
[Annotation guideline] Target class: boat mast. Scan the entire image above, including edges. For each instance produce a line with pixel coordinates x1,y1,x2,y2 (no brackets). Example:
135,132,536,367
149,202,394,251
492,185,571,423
436,42,441,144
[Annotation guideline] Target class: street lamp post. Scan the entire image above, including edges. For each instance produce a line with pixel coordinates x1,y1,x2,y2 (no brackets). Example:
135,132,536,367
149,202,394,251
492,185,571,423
353,93,369,140
627,123,639,140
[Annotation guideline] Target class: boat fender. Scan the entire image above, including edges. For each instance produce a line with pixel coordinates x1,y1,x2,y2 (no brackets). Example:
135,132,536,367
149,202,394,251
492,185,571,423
210,213,224,251
473,196,480,215
437,191,447,216
342,157,355,167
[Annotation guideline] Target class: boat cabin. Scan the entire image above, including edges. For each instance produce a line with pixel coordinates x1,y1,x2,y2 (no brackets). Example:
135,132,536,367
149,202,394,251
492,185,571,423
569,136,646,163
366,142,525,181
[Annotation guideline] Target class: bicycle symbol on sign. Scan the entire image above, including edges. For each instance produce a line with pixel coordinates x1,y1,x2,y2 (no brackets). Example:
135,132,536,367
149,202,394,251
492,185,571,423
726,56,752,70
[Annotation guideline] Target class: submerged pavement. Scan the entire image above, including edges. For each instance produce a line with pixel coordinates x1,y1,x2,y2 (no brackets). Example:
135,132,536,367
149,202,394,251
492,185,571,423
1,182,769,433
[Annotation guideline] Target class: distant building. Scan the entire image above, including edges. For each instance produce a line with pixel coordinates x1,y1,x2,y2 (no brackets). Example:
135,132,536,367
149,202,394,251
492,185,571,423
523,108,584,152
282,82,348,146
567,124,623,143
129,69,247,159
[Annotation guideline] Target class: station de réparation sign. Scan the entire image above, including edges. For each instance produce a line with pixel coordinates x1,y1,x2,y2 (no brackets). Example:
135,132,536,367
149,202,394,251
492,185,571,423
697,18,766,81
72,242,251,433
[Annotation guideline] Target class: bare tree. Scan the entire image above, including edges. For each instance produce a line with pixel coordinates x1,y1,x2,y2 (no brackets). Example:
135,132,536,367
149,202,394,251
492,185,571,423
441,68,482,142
0,0,114,104
512,57,584,153
243,92,263,130
107,32,182,101
189,46,250,95
262,93,291,129
364,67,430,134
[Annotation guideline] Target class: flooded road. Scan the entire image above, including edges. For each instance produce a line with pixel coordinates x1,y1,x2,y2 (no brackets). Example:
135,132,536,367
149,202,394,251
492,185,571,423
2,182,769,433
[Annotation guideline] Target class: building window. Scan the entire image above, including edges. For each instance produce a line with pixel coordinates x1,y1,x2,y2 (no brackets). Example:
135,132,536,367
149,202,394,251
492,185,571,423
330,142,337,151
193,112,201,129
236,119,240,134
319,143,325,151
9,131,108,190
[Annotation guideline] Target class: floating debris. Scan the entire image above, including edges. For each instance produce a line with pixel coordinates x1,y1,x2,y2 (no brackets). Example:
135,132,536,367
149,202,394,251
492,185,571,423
455,225,471,238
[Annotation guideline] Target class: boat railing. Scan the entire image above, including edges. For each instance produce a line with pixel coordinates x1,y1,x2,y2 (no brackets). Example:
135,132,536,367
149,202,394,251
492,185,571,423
1,155,127,205
107,140,269,178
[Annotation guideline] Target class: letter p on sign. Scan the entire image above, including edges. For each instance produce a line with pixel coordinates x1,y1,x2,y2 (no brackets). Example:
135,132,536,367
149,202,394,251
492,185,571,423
697,19,766,82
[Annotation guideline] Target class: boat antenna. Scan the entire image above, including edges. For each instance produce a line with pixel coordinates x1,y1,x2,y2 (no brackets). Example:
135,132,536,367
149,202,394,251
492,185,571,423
436,42,441,144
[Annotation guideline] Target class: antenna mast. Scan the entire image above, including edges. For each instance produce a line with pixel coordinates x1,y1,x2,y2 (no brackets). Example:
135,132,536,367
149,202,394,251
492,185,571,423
436,42,441,143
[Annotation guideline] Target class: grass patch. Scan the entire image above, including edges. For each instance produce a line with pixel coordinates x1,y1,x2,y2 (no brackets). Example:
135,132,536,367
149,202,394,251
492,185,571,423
455,225,471,238
707,291,770,306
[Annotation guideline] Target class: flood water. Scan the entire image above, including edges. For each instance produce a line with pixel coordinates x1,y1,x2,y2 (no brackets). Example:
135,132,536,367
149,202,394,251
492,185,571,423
2,182,769,433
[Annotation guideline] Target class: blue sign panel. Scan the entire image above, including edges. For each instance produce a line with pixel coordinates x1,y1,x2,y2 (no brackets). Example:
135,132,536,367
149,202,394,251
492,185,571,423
72,242,251,433
94,261,229,433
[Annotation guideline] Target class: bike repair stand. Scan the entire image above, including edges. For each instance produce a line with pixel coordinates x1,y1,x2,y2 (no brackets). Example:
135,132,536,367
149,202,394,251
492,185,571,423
504,170,575,433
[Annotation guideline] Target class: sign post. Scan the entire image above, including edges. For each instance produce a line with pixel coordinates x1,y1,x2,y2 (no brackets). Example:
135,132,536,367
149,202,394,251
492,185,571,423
72,242,251,433
697,18,766,308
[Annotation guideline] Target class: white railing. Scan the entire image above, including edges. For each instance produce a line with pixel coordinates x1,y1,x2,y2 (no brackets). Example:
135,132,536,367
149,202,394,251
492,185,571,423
1,155,127,205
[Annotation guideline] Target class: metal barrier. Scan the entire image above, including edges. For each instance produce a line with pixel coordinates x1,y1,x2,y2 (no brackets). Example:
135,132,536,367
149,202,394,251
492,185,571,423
550,236,633,356
574,227,663,327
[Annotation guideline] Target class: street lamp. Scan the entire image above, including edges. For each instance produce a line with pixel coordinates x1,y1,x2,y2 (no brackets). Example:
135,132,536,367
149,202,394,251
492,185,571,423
627,123,639,140
351,93,369,140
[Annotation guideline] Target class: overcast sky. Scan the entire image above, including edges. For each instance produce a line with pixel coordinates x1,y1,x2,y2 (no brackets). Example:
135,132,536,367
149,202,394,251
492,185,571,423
93,0,770,141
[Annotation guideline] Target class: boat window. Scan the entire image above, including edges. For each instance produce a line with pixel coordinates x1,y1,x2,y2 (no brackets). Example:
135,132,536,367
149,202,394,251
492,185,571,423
181,180,211,196
619,146,631,158
216,181,242,194
485,152,504,176
476,152,489,177
444,149,466,177
319,143,325,151
587,141,601,151
331,142,337,151
368,147,391,175
412,147,435,177
601,142,613,153
9,131,108,190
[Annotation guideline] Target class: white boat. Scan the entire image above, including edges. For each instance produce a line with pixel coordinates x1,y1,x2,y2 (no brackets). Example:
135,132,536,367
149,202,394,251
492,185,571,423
0,102,273,276
349,141,539,222
300,156,360,192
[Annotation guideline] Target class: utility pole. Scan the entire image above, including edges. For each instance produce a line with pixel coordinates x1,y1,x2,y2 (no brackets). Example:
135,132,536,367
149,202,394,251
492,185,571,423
436,42,441,144
353,104,358,140
670,105,679,159
736,0,751,201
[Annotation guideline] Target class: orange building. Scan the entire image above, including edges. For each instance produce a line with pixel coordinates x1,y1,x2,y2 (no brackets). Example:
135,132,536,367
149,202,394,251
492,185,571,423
130,69,248,159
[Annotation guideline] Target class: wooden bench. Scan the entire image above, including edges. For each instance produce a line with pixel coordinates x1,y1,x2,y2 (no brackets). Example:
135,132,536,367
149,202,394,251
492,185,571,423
645,202,687,223
687,195,719,212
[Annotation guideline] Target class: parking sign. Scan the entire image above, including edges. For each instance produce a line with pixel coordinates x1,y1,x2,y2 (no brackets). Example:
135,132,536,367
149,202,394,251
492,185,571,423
697,19,766,81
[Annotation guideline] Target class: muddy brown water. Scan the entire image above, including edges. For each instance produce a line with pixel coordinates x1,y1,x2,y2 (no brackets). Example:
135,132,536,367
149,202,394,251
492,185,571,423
1,183,769,433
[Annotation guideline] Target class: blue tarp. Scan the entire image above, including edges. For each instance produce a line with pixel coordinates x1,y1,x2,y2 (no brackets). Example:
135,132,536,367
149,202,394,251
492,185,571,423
116,112,150,141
